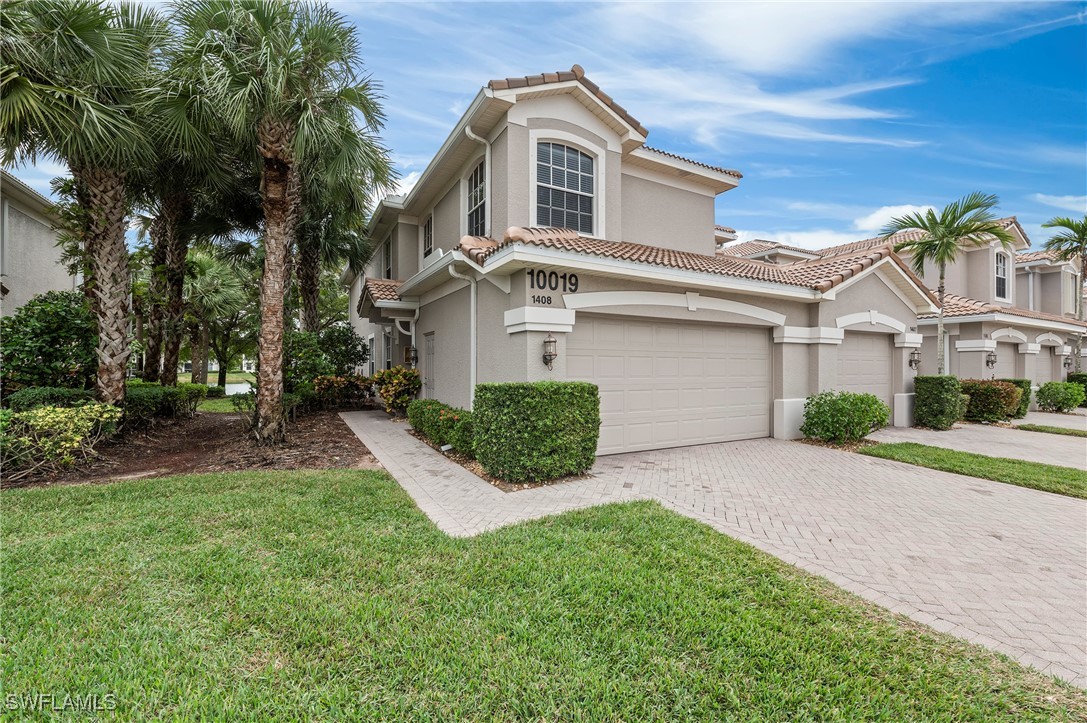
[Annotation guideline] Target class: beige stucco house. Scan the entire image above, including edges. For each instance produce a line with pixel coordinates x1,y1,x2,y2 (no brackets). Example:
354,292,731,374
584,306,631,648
0,169,76,316
727,221,1086,403
346,66,939,454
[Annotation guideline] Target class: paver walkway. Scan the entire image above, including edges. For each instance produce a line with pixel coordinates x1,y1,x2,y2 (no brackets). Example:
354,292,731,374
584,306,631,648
870,422,1087,469
341,411,1087,687
1018,410,1087,432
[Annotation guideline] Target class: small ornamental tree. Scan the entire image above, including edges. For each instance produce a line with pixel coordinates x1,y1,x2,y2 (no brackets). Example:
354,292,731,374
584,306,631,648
320,323,369,375
0,291,97,393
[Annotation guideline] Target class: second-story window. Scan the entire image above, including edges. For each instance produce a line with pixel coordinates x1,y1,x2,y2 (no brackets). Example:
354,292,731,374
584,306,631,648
467,160,485,237
537,142,593,234
383,240,392,279
995,252,1009,300
423,215,433,257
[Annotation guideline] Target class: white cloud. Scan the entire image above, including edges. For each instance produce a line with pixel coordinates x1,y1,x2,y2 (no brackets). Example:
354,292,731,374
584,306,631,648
852,204,935,233
1031,193,1087,213
735,228,858,250
392,170,421,197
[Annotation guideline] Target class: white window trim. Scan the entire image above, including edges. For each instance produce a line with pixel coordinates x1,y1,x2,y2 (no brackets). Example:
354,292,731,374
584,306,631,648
463,157,486,238
528,128,607,239
421,214,433,259
994,251,1010,301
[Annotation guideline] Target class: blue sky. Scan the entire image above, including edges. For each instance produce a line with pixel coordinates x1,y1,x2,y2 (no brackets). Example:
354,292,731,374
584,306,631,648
13,1,1087,250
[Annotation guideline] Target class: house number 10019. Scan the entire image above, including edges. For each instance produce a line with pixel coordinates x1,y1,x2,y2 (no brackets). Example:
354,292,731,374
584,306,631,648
527,269,579,293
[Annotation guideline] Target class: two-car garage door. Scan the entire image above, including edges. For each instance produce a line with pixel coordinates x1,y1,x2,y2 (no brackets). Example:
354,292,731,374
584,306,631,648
567,315,771,455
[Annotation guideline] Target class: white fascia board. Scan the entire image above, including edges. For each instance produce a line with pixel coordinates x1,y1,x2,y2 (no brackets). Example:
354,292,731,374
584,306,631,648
627,147,740,189
339,264,356,286
375,300,418,311
492,80,646,144
483,244,820,301
397,251,458,296
916,313,1086,334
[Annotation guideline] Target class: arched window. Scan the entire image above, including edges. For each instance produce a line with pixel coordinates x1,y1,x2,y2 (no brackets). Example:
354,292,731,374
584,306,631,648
995,252,1009,300
536,142,593,233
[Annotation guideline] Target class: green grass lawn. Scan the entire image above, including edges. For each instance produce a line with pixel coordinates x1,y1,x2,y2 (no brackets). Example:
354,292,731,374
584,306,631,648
860,442,1087,499
197,396,242,413
220,370,255,385
1016,423,1087,438
3,471,1084,720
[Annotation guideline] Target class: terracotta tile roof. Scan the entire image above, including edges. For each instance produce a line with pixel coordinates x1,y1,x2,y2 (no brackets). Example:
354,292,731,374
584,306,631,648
816,217,1022,258
1016,249,1065,263
719,239,819,258
363,278,403,302
642,146,743,179
714,224,737,234
489,65,649,138
918,293,1087,328
458,226,933,299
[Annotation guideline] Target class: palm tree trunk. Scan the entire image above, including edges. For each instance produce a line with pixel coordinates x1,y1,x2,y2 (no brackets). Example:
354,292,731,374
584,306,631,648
189,325,203,384
254,152,294,443
142,213,169,382
1075,256,1085,374
197,324,210,384
298,238,321,332
76,166,131,406
937,266,946,376
159,193,191,387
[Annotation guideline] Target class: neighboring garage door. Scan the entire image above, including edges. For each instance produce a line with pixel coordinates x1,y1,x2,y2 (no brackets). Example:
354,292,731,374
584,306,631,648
839,331,892,404
993,342,1018,379
566,315,771,455
1035,349,1056,386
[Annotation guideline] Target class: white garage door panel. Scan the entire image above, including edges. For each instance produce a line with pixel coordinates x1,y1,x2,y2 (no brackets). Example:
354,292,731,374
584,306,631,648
840,332,892,403
568,316,771,455
993,342,1017,379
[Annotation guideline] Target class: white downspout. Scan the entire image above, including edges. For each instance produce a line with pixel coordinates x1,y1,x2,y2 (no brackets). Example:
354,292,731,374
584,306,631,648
464,126,491,236
448,264,477,409
395,307,421,367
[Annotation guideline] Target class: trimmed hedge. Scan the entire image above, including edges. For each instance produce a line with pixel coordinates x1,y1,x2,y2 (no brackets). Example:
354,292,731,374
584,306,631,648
800,391,889,443
1036,381,1086,413
473,382,600,482
1067,372,1087,407
959,379,1021,422
5,387,94,412
997,378,1031,419
407,399,474,456
206,385,227,399
914,376,962,430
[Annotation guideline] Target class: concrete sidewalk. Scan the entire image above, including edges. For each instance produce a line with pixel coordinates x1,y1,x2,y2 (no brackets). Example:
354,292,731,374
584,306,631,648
870,422,1086,469
341,410,1087,687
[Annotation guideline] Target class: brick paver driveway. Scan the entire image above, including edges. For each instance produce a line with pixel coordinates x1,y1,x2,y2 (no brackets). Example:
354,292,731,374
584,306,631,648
341,411,1087,687
870,422,1087,469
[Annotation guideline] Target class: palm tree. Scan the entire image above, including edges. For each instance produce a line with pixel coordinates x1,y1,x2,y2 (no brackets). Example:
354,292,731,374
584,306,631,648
1042,215,1087,373
183,250,245,384
2,0,167,405
174,0,392,442
882,192,1015,375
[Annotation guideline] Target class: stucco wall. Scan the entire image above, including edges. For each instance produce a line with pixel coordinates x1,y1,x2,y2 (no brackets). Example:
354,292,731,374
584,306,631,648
490,126,510,235
416,286,472,408
394,222,419,280
620,173,715,254
1038,271,1064,317
814,272,916,330
432,179,463,254
1,201,74,315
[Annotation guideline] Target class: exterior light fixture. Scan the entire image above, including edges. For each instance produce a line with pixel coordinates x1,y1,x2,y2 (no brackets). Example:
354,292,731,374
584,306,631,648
405,345,418,367
1064,355,1074,371
985,350,997,369
542,332,558,370
908,348,921,370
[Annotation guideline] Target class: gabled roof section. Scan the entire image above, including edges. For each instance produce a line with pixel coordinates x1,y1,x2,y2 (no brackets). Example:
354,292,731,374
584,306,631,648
489,65,649,138
816,217,1027,258
641,147,742,179
1016,250,1059,263
457,226,936,305
919,293,1087,329
720,239,819,260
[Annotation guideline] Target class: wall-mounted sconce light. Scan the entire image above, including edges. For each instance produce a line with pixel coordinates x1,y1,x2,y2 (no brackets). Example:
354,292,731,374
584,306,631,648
1064,355,1074,371
542,332,557,370
405,345,418,367
908,348,921,370
985,350,997,369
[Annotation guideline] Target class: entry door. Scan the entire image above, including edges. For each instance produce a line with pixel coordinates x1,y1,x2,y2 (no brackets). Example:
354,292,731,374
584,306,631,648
424,333,435,397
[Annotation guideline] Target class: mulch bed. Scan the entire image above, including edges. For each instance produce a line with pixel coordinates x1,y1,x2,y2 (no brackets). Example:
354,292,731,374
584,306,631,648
406,429,590,493
4,410,380,491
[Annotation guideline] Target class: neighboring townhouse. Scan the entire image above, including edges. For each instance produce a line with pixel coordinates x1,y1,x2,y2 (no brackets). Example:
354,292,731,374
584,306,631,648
725,219,1087,395
346,66,938,454
0,169,77,315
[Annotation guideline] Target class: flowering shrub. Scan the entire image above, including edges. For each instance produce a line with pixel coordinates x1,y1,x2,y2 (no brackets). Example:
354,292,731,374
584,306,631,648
371,366,421,415
959,379,1021,422
1,403,122,481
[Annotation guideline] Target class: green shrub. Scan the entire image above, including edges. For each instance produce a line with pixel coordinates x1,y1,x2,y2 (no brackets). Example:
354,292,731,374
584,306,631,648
800,391,890,443
174,383,209,418
997,378,1031,418
959,379,1021,422
1,403,122,481
0,290,97,393
5,387,94,412
283,330,334,392
958,393,970,421
319,324,370,376
913,376,962,430
405,399,472,456
372,366,421,415
1036,381,1086,413
124,384,179,425
1067,372,1087,406
407,399,444,441
473,382,600,482
206,385,226,399
449,411,475,457
313,374,371,408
